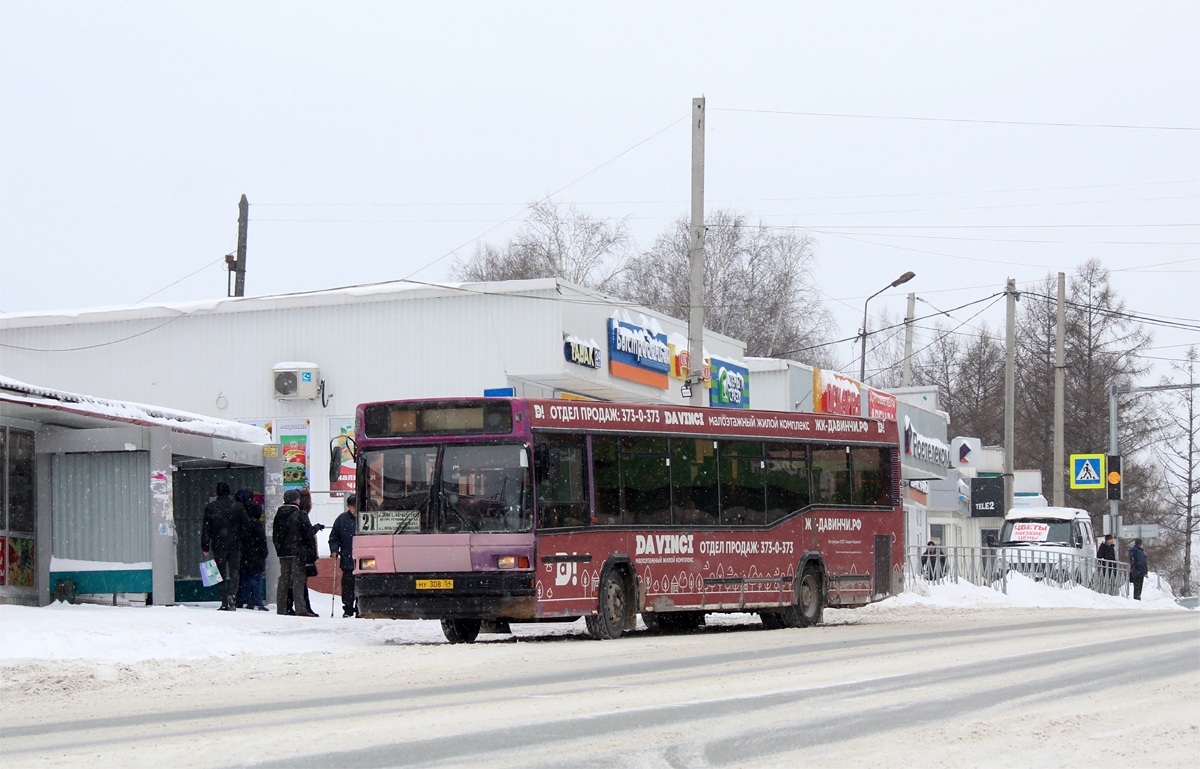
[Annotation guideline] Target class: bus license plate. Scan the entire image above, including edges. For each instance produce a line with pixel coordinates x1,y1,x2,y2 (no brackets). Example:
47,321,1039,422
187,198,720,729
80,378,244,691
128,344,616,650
415,579,453,590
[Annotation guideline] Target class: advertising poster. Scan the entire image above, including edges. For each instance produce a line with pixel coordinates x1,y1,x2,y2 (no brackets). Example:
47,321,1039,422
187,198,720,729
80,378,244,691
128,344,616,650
709,358,750,409
0,536,6,586
867,388,898,420
813,368,862,416
277,418,311,490
7,537,34,587
328,417,356,497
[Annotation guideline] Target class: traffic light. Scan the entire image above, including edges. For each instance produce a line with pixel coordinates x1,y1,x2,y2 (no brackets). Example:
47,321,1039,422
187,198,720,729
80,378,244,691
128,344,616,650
1107,455,1122,501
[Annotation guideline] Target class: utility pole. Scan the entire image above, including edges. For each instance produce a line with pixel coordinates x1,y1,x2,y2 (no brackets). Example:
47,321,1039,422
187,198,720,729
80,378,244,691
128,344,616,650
1053,272,1066,506
1004,279,1020,514
233,194,249,297
686,97,706,407
901,292,916,387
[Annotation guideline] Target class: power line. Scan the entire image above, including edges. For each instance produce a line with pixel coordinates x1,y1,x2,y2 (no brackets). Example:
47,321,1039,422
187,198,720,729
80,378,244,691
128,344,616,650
251,179,1200,207
716,107,1200,132
399,113,690,281
136,257,226,304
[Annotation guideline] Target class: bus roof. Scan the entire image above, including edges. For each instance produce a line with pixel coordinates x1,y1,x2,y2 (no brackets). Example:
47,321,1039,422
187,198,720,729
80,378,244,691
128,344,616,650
524,398,897,444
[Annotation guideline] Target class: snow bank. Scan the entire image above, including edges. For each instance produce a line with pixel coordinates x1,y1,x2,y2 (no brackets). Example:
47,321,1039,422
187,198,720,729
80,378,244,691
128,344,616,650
848,571,1184,617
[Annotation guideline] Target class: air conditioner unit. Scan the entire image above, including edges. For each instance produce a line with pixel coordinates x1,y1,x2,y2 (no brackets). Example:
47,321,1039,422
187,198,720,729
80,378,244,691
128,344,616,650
273,363,320,400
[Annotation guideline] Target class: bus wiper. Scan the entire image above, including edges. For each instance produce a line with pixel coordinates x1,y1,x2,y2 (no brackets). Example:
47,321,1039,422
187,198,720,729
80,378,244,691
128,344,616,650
440,490,478,532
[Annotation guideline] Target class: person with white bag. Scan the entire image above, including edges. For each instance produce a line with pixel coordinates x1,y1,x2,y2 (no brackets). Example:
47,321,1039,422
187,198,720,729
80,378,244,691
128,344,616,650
201,482,250,611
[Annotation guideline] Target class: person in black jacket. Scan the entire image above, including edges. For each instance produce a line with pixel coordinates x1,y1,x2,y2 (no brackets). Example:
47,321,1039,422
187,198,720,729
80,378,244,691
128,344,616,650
235,490,269,610
1129,538,1149,600
1095,534,1117,595
273,489,318,616
329,495,358,618
202,482,249,611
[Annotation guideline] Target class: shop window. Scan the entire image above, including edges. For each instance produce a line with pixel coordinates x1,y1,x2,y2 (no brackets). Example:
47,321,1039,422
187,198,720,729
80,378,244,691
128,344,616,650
811,445,851,505
534,434,590,529
765,442,809,522
622,440,670,526
2,428,36,588
719,441,765,526
592,435,622,526
672,439,719,526
851,447,893,507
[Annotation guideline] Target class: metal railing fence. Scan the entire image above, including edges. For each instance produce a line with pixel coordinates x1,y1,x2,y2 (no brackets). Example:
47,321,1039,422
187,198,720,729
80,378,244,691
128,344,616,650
904,545,1130,598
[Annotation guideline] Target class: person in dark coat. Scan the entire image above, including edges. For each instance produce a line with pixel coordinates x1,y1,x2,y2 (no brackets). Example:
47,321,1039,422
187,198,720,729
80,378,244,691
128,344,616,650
273,489,318,616
1095,534,1118,595
329,494,358,618
1128,538,1148,600
235,489,269,610
921,541,945,580
201,482,248,611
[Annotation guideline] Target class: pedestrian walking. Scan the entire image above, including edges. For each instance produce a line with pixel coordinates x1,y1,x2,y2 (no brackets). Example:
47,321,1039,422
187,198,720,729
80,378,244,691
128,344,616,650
1129,538,1148,601
235,489,269,610
201,482,249,611
273,489,319,616
329,494,358,618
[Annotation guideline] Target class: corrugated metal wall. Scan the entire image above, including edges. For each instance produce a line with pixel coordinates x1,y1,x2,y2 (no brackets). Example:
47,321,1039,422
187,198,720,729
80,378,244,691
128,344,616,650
51,452,150,563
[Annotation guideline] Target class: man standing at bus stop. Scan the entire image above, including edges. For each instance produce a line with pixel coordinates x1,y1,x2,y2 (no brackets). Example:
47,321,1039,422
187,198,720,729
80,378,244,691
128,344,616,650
329,494,358,618
1129,538,1148,600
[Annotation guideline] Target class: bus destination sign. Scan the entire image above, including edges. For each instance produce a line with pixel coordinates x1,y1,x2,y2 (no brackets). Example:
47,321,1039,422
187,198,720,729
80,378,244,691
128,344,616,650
526,400,896,443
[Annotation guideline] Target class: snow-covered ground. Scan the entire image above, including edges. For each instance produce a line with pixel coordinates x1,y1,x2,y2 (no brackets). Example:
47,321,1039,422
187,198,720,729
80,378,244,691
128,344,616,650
0,573,1185,665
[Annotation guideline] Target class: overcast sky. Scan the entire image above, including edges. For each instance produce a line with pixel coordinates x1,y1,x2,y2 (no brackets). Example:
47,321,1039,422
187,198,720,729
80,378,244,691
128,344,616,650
1,1,1196,377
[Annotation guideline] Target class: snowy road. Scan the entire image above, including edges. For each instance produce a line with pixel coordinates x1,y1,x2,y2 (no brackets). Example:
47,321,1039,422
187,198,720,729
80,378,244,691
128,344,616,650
3,607,1197,768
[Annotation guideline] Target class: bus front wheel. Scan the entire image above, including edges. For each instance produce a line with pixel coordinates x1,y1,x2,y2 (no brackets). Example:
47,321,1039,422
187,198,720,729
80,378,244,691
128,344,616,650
586,568,628,640
441,618,481,644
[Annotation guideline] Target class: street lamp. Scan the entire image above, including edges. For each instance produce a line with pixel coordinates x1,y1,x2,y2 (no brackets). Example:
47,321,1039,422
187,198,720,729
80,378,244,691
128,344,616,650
860,271,916,383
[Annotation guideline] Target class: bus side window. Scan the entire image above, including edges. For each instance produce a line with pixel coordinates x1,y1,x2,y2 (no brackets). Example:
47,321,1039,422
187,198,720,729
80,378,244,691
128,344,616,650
592,435,623,526
622,438,671,526
811,445,851,505
765,442,809,522
851,447,892,506
535,434,590,529
672,438,720,526
719,441,765,527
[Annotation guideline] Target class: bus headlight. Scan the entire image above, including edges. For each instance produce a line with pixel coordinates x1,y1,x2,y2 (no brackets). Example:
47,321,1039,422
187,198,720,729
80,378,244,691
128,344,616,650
359,557,377,571
497,556,516,569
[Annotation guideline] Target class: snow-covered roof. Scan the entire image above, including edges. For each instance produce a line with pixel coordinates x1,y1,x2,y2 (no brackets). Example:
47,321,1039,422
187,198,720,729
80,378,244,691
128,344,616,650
1004,506,1089,521
0,375,271,443
0,278,747,347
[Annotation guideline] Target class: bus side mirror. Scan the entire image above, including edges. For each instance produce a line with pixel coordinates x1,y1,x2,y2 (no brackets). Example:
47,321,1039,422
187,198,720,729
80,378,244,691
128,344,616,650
329,437,357,484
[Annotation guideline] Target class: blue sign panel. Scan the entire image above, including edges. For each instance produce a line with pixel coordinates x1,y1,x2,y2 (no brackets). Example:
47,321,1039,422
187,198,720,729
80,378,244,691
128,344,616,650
483,387,515,397
607,318,670,389
709,358,750,409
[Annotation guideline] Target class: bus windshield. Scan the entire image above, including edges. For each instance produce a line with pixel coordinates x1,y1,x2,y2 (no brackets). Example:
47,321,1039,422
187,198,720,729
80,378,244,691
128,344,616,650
359,444,532,535
440,444,532,533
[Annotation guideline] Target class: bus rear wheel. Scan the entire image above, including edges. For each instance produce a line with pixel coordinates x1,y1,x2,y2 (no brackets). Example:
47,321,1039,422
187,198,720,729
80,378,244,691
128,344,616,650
779,566,823,628
441,618,481,644
585,568,628,640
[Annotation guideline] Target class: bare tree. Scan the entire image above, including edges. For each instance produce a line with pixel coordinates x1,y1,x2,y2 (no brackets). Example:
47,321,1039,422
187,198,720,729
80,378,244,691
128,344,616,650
616,211,836,361
1015,260,1160,533
1153,347,1199,594
861,307,908,389
450,200,630,291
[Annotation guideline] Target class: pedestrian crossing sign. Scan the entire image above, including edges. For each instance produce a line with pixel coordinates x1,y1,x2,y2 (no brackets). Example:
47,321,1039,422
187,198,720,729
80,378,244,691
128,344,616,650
1069,454,1106,489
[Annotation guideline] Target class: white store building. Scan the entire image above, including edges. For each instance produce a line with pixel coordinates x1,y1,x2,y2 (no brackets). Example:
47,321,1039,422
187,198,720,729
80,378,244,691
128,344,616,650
0,279,747,543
